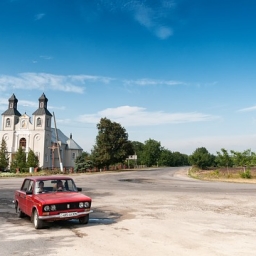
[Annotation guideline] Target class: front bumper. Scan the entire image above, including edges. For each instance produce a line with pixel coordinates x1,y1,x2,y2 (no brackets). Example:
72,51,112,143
39,209,93,220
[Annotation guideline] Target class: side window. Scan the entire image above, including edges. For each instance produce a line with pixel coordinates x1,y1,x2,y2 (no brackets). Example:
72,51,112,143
21,180,31,192
72,152,76,160
37,118,42,126
65,179,77,191
6,118,10,127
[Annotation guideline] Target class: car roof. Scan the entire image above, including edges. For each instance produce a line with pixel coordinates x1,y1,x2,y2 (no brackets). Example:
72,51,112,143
26,176,73,181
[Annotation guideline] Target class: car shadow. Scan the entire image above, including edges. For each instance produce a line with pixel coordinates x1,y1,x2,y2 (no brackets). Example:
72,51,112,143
5,207,122,230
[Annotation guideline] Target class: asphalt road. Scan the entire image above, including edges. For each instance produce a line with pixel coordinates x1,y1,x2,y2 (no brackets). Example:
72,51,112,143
1,167,256,256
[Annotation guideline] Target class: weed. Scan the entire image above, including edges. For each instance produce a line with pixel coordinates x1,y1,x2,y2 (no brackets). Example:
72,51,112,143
240,169,252,179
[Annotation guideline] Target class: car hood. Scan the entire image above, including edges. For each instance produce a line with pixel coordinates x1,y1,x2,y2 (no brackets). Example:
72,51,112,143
34,192,91,204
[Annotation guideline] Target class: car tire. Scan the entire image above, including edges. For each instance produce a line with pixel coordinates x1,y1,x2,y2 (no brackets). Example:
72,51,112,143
32,209,44,229
16,202,25,218
79,214,89,224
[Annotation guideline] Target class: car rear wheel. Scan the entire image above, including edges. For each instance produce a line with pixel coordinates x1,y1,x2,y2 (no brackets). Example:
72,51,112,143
32,209,44,229
16,202,25,218
79,214,89,224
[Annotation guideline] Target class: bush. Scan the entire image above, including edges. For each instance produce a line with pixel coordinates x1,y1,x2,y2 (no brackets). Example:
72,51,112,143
240,169,252,179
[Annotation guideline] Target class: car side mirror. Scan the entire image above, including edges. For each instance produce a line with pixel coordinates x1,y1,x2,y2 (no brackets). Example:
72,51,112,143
26,191,33,195
77,187,82,192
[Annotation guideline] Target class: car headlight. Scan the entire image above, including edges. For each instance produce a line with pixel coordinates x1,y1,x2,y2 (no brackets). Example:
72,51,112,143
44,205,50,211
79,202,84,208
43,205,56,211
84,202,90,208
50,205,56,211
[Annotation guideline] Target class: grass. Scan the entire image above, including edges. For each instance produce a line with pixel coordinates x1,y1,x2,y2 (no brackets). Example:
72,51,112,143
188,166,256,183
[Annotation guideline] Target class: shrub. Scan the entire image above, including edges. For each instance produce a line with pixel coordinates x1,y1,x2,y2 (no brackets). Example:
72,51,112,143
240,169,252,179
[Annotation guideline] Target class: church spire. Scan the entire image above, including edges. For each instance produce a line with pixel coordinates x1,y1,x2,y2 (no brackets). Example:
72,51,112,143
1,93,21,116
32,93,52,116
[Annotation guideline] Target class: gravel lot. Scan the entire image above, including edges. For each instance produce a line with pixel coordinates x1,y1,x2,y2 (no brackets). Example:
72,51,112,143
1,167,256,256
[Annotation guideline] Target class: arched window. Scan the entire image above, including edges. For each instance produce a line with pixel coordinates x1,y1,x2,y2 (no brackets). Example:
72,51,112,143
19,138,26,150
6,118,10,127
37,117,41,126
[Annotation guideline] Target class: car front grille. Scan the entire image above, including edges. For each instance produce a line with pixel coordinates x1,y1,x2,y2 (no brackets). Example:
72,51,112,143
55,202,91,211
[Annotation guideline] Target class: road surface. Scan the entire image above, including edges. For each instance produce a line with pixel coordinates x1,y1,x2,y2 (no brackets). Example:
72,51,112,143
0,167,256,256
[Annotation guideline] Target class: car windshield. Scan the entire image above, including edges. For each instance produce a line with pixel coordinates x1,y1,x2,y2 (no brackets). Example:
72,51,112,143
35,179,78,194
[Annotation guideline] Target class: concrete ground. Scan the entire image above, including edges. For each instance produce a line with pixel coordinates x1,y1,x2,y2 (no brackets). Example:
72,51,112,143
0,167,256,256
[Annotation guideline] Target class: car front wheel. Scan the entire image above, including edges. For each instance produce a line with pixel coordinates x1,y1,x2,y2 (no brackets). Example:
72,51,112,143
32,209,44,229
16,202,25,218
79,214,89,224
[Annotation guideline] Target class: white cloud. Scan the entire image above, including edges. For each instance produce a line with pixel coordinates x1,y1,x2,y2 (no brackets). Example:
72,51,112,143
70,75,114,84
155,26,173,39
98,0,175,39
19,100,37,108
123,78,185,86
0,73,85,94
132,3,174,39
40,55,53,60
77,105,219,126
0,97,8,111
35,13,45,20
0,73,210,97
166,134,256,155
238,105,256,112
56,118,72,124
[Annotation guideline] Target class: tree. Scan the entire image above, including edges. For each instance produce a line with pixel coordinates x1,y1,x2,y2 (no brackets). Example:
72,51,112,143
172,151,189,166
10,147,27,172
216,148,233,173
75,152,93,172
0,138,9,171
26,149,39,168
230,149,252,172
131,141,145,165
189,147,214,169
91,118,134,169
158,148,174,166
141,139,161,167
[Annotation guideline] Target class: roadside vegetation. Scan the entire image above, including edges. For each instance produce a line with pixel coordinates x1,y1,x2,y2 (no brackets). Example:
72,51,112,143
188,147,256,182
1,117,256,182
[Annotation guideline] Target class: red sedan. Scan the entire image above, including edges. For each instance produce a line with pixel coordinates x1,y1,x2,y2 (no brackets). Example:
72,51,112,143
14,176,92,229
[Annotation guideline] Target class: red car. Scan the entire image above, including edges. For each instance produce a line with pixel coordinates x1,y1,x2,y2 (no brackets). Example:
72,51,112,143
14,176,92,229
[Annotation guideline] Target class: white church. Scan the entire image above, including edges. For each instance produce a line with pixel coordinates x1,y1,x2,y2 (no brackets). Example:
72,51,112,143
0,93,83,170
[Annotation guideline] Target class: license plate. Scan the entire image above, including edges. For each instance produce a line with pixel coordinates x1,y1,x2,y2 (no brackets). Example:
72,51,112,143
60,212,78,218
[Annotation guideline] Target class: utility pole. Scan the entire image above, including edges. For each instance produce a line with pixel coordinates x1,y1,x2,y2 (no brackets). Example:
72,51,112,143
48,143,58,169
53,112,63,172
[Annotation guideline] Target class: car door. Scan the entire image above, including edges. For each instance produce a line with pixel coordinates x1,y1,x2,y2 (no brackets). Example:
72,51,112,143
17,179,31,214
25,180,35,216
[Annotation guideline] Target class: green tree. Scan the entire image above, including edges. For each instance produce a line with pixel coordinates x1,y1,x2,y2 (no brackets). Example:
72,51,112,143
141,139,161,167
216,148,233,173
75,152,93,172
131,141,145,165
26,149,39,168
189,147,213,169
231,149,252,172
91,118,134,169
10,147,27,172
158,148,174,166
0,138,9,171
172,152,189,166
250,151,256,166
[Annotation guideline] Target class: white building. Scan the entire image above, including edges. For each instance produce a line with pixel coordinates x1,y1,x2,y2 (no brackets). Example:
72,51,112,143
0,93,83,170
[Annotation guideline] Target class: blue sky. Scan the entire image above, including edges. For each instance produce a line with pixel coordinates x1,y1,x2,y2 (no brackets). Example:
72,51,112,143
0,0,256,155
